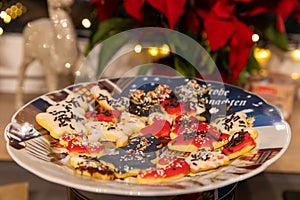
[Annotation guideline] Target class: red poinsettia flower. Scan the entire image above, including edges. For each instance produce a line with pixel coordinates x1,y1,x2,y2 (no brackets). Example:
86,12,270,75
229,20,254,80
124,0,145,21
93,0,120,22
196,0,254,80
91,0,300,82
235,0,300,32
124,0,187,29
147,0,187,29
275,0,300,32
183,9,201,34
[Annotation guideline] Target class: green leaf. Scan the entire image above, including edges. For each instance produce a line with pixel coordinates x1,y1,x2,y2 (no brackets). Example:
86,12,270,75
83,18,136,77
252,14,288,51
137,64,153,75
174,56,195,76
97,32,130,77
166,33,214,76
238,47,261,85
84,18,135,55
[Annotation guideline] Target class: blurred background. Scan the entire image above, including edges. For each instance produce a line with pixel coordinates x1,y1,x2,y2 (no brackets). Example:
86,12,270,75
1,0,300,199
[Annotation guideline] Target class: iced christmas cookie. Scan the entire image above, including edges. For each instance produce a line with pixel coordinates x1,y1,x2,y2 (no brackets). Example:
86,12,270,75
140,119,171,138
170,114,202,139
99,149,158,179
222,131,256,159
91,86,113,110
128,84,173,116
168,130,216,153
36,104,86,139
168,122,229,152
69,156,115,180
59,133,105,157
156,156,177,168
185,149,229,173
108,96,129,111
84,121,128,147
96,107,121,123
137,158,190,184
174,79,209,102
120,134,162,153
212,112,255,135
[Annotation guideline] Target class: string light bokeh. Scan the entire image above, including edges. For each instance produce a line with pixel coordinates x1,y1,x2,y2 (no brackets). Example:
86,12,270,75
0,1,26,35
0,0,96,36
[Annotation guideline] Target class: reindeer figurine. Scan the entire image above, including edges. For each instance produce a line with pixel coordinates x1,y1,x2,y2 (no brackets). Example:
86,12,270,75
15,0,81,108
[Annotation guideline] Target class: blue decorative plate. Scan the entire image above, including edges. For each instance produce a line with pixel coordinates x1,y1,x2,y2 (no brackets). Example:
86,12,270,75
5,76,290,196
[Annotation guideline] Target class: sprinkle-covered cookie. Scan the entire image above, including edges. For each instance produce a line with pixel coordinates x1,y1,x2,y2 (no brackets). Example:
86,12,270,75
99,149,158,179
120,134,162,153
59,132,105,157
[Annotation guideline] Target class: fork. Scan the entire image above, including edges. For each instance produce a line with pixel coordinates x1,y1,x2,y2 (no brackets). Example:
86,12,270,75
6,122,68,165
24,137,68,165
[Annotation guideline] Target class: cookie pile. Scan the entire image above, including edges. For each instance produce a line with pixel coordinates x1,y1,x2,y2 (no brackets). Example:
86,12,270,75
35,79,258,184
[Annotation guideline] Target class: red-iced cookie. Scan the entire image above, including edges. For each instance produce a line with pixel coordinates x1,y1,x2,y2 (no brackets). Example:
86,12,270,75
140,119,171,138
170,115,206,139
168,130,217,153
205,125,230,149
156,156,177,168
137,158,190,184
170,117,230,151
222,131,256,159
161,99,187,118
59,133,105,157
96,107,121,123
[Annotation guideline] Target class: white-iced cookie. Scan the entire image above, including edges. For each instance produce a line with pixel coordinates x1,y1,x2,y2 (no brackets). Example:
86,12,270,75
36,104,86,139
211,112,254,135
91,86,113,110
63,93,89,111
185,149,230,173
109,96,129,111
119,112,146,133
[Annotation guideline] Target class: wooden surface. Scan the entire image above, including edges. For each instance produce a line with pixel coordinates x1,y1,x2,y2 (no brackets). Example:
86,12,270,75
266,99,300,173
0,93,16,160
0,93,41,160
1,93,300,172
